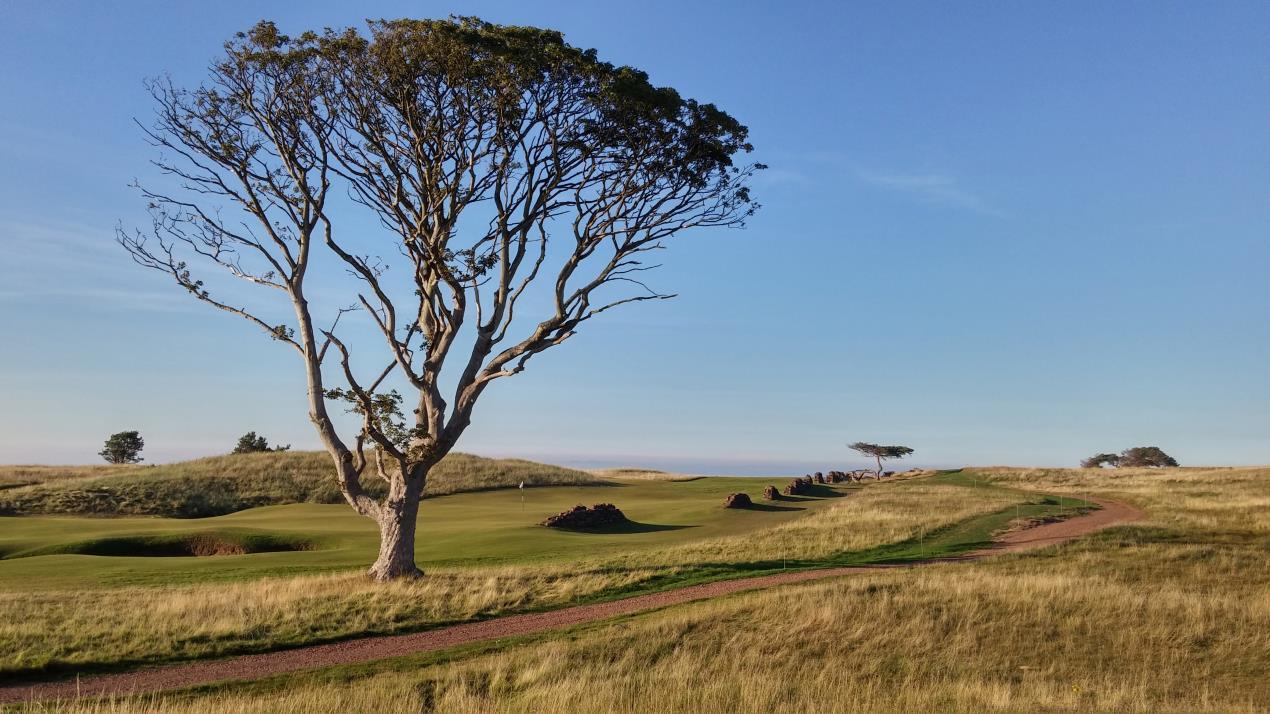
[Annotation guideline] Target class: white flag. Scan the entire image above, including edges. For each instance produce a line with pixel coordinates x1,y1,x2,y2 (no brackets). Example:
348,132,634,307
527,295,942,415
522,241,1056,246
519,481,524,489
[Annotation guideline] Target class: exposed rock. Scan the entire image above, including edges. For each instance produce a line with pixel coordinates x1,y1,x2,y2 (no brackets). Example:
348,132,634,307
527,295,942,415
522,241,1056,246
814,473,826,484
762,485,779,500
723,492,753,509
540,503,629,529
784,478,811,496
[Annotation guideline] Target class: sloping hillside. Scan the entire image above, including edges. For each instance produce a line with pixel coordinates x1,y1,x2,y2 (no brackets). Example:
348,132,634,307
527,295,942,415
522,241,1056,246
0,452,598,518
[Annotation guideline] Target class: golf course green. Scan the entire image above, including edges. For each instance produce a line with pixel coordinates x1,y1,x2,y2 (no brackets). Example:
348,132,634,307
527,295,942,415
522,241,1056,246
0,476,854,590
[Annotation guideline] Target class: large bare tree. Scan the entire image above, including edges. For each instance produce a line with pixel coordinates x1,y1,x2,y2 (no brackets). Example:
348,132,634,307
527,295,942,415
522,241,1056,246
119,18,760,580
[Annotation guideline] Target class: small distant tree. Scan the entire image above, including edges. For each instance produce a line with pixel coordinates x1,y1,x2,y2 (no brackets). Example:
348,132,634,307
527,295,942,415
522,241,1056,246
848,442,914,477
1118,446,1178,468
232,431,290,454
100,431,145,464
1080,453,1121,468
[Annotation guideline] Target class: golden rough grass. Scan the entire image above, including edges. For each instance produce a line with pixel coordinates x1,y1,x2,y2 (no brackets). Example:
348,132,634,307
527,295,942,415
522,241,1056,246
0,465,137,488
971,465,1269,529
32,467,1268,713
614,479,1023,566
589,468,703,481
0,451,597,517
0,478,1019,677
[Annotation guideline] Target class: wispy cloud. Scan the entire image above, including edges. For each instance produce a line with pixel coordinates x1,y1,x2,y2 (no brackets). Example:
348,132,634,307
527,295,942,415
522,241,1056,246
0,219,209,313
0,286,197,312
856,171,1003,217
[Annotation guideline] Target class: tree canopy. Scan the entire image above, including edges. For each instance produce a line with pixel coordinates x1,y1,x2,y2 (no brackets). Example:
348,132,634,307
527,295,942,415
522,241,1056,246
100,431,145,464
1081,447,1178,469
1080,453,1121,468
1118,446,1179,468
848,442,914,475
232,432,290,454
119,17,760,580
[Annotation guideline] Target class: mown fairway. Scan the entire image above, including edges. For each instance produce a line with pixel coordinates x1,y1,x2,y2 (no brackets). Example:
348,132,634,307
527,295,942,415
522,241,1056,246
0,476,849,589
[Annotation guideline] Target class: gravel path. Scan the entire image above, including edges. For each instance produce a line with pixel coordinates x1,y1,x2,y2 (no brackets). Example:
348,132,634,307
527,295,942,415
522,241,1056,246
0,497,1143,705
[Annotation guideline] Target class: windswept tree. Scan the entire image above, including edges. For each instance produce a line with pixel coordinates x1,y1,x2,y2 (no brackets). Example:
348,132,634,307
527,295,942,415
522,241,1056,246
232,431,290,454
1080,447,1178,468
119,18,760,580
1080,452,1120,468
100,431,145,464
1117,446,1179,468
847,442,914,477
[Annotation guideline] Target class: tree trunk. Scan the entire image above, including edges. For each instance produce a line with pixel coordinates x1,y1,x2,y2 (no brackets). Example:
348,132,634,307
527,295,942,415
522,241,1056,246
367,493,423,582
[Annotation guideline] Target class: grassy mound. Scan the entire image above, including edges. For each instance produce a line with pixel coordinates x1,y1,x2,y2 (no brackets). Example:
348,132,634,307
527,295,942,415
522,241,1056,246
0,451,597,518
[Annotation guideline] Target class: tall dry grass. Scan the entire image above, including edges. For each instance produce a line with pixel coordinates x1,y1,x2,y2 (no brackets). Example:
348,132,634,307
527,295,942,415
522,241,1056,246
0,477,1018,677
27,467,1268,713
0,452,597,517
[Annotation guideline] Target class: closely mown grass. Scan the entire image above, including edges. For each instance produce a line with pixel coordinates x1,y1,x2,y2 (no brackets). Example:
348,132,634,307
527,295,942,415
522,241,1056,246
0,473,1032,679
0,452,598,517
27,467,1266,713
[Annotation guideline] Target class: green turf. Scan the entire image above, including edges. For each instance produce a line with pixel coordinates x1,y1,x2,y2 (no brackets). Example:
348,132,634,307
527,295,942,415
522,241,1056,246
0,477,857,590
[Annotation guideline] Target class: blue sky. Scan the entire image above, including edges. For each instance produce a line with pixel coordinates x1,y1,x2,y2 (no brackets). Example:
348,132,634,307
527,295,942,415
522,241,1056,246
1,1,1267,472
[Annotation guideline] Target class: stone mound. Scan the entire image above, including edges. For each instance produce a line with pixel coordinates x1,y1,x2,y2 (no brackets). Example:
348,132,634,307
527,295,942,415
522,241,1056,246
541,503,629,529
783,478,811,496
762,485,779,500
723,492,753,509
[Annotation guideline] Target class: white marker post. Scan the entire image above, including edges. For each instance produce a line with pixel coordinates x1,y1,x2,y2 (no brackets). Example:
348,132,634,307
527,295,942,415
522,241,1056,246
519,481,524,512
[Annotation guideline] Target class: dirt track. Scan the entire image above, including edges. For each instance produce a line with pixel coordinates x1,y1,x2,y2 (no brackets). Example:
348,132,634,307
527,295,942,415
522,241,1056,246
0,497,1144,705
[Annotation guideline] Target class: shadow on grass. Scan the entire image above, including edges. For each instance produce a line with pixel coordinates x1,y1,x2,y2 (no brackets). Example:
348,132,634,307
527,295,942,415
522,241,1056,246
733,502,804,513
771,484,849,502
546,521,695,534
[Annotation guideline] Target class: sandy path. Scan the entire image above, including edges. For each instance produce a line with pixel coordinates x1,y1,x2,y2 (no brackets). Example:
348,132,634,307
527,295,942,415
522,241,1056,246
0,497,1144,705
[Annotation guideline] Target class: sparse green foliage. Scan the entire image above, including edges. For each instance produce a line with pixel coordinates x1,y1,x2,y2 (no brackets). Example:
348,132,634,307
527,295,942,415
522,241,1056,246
98,431,144,464
232,432,290,454
322,389,429,457
1080,453,1121,468
848,441,914,475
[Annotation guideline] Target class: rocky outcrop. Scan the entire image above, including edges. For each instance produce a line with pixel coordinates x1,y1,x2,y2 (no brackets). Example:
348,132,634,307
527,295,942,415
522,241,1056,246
541,503,629,529
762,485,779,500
783,478,812,496
723,492,753,509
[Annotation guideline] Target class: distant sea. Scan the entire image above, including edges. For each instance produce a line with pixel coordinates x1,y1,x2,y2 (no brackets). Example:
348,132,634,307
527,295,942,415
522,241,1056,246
521,453,953,477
